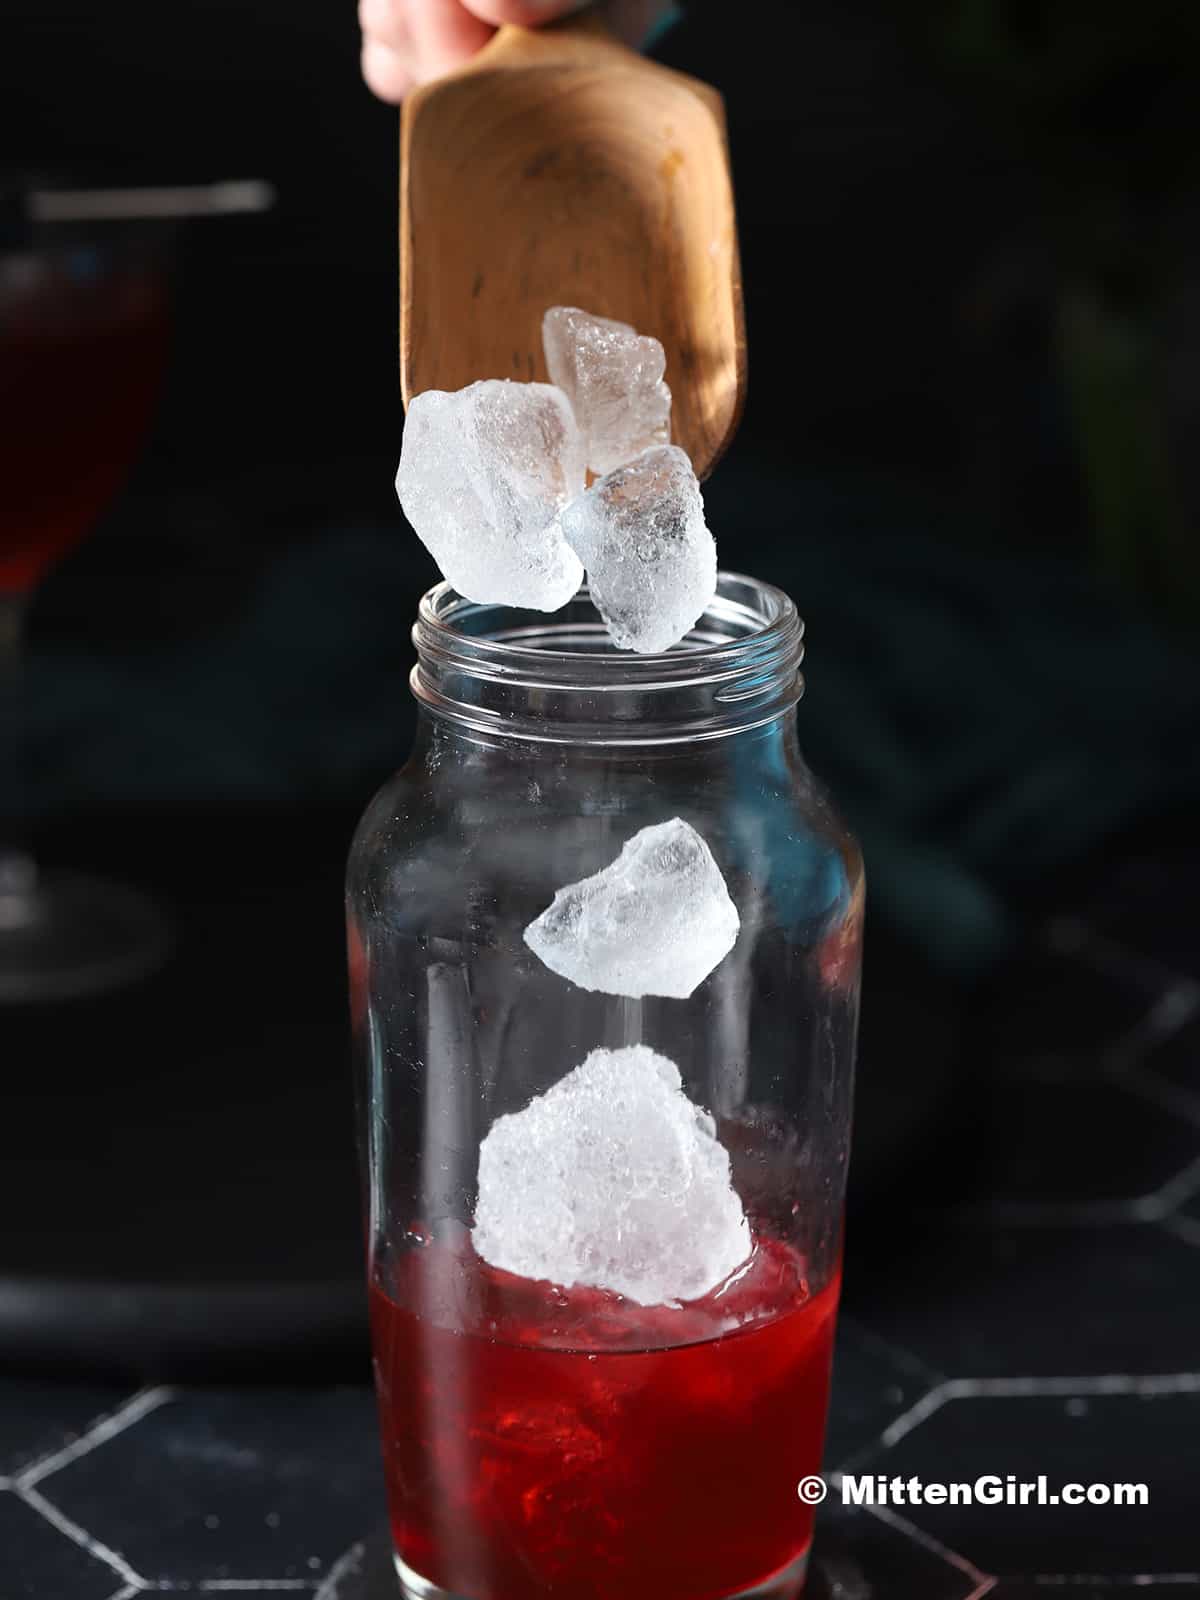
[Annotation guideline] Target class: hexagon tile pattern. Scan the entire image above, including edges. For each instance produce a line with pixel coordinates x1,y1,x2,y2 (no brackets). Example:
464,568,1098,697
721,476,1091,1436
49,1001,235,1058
5,904,1200,1597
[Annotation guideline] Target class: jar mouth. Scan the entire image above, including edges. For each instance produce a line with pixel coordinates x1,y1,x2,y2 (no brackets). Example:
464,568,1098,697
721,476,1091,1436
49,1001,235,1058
412,571,805,743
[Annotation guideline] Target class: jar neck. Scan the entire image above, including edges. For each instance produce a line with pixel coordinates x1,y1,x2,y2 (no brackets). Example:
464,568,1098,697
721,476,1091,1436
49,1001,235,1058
410,573,805,748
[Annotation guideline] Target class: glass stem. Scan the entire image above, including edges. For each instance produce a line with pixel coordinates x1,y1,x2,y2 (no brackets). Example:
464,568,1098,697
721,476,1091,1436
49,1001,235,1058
0,591,37,901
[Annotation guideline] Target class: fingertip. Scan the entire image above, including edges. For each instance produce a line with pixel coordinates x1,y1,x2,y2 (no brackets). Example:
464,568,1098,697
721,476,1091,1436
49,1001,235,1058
358,0,409,51
461,0,588,29
361,37,414,103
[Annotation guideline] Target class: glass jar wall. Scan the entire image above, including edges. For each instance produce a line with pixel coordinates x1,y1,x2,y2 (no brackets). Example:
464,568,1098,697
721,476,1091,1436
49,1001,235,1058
347,573,862,1600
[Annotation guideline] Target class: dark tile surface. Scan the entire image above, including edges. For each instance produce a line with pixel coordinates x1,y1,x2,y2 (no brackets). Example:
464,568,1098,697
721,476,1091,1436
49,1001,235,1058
844,1220,1200,1379
958,1070,1197,1216
0,1494,120,1600
823,1320,936,1472
993,1589,1200,1599
6,895,1200,1596
808,1500,989,1600
859,1389,1195,1575
313,1516,991,1600
1147,1017,1200,1099
0,1382,123,1479
975,939,1160,1069
1172,1193,1200,1247
43,1387,384,1583
1068,846,1200,981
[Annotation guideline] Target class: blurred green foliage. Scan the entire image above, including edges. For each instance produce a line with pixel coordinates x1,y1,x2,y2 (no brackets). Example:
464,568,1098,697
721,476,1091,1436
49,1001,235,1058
915,1,1200,621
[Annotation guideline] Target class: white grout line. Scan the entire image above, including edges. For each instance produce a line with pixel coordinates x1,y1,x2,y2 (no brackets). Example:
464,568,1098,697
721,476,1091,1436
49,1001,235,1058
1112,1062,1200,1134
958,1373,1200,1398
836,1314,947,1385
826,1366,947,1472
861,1499,994,1589
1031,1576,1200,1588
198,1583,320,1592
1144,1155,1200,1217
314,1542,366,1600
875,1383,952,1449
16,1483,146,1588
1162,1212,1200,1248
937,1147,1200,1230
856,1371,1200,1460
1143,982,1200,1035
1102,983,1200,1071
1045,917,1198,998
940,1199,1152,1227
18,1386,176,1488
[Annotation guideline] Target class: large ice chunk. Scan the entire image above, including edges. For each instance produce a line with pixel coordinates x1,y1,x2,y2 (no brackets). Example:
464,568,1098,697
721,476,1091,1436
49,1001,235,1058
396,380,585,611
559,444,716,653
473,1044,750,1305
524,817,739,999
542,306,671,477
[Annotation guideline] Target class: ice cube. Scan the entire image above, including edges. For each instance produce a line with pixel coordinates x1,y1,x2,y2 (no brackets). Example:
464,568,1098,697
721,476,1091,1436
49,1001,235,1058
396,379,585,612
524,817,740,999
472,1044,750,1306
542,306,671,477
558,444,716,652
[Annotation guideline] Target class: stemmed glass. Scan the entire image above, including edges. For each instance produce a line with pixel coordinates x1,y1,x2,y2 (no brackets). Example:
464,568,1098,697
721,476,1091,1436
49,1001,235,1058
1,178,273,1002
0,203,173,1001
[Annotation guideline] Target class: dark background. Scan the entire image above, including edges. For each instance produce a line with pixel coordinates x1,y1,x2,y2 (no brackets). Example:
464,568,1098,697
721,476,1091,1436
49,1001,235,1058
2,0,1199,1399
3,4,1200,1592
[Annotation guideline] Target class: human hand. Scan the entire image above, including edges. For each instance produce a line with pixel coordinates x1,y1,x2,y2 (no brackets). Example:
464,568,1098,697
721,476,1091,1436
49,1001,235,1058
360,0,669,103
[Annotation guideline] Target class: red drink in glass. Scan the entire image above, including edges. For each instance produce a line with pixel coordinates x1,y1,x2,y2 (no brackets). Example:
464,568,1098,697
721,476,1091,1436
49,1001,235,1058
0,256,168,596
0,246,171,1003
370,1225,839,1600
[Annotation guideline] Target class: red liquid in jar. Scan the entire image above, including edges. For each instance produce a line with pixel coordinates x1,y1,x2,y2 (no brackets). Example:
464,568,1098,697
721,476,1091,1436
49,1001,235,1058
370,1227,839,1600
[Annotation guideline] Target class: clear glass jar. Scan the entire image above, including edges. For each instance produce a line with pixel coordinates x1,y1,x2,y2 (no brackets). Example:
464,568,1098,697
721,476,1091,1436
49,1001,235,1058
347,573,863,1600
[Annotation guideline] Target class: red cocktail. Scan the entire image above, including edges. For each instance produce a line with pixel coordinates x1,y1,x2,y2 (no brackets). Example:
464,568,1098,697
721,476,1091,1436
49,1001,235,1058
0,242,170,1001
370,1225,839,1600
0,253,168,596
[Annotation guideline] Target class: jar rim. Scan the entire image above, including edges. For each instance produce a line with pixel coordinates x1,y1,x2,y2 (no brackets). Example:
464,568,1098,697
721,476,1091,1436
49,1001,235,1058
411,571,805,742
417,570,801,673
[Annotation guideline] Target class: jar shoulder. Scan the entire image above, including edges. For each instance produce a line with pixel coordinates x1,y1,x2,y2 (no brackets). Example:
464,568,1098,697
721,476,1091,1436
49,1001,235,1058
347,735,862,950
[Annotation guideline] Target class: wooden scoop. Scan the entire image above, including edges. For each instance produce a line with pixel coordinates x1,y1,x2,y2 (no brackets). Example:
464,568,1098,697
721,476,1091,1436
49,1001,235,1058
400,14,745,481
